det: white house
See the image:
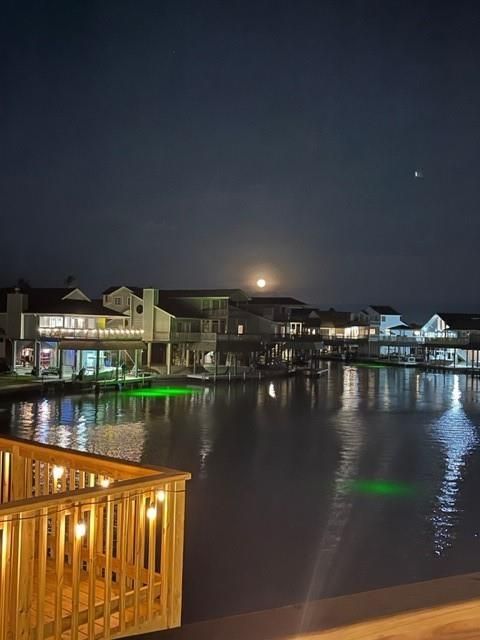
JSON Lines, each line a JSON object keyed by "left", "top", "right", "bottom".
{"left": 420, "top": 313, "right": 480, "bottom": 366}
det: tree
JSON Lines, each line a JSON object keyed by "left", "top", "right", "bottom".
{"left": 16, "top": 277, "right": 31, "bottom": 290}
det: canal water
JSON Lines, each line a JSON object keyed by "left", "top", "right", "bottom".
{"left": 1, "top": 363, "right": 480, "bottom": 623}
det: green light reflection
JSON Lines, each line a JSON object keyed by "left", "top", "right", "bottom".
{"left": 352, "top": 363, "right": 387, "bottom": 369}
{"left": 121, "top": 386, "right": 201, "bottom": 398}
{"left": 345, "top": 479, "right": 415, "bottom": 497}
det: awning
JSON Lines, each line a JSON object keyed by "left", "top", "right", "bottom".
{"left": 58, "top": 340, "right": 146, "bottom": 350}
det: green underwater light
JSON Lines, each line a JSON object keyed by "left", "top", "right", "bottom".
{"left": 345, "top": 480, "right": 415, "bottom": 497}
{"left": 122, "top": 386, "right": 200, "bottom": 398}
{"left": 352, "top": 363, "right": 387, "bottom": 369}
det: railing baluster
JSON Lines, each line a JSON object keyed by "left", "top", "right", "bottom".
{"left": 13, "top": 511, "right": 35, "bottom": 637}
{"left": 159, "top": 484, "right": 170, "bottom": 628}
{"left": 36, "top": 507, "right": 48, "bottom": 640}
{"left": 88, "top": 500, "right": 97, "bottom": 639}
{"left": 2, "top": 454, "right": 10, "bottom": 503}
{"left": 118, "top": 493, "right": 128, "bottom": 633}
{"left": 134, "top": 493, "right": 146, "bottom": 627}
{"left": 71, "top": 505, "right": 81, "bottom": 636}
{"left": 147, "top": 489, "right": 157, "bottom": 622}
{"left": 0, "top": 520, "right": 10, "bottom": 640}
{"left": 54, "top": 510, "right": 66, "bottom": 637}
{"left": 103, "top": 497, "right": 113, "bottom": 637}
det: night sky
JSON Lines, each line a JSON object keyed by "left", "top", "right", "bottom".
{"left": 2, "top": 0, "right": 480, "bottom": 318}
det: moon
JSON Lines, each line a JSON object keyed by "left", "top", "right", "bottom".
{"left": 256, "top": 278, "right": 266, "bottom": 289}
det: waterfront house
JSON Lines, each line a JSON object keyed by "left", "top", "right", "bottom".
{"left": 0, "top": 287, "right": 144, "bottom": 378}
{"left": 357, "top": 305, "right": 408, "bottom": 357}
{"left": 102, "top": 287, "right": 284, "bottom": 373}
{"left": 421, "top": 312, "right": 480, "bottom": 367}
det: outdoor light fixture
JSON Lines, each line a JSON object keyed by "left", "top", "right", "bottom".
{"left": 256, "top": 278, "right": 266, "bottom": 289}
{"left": 52, "top": 465, "right": 64, "bottom": 481}
{"left": 75, "top": 521, "right": 87, "bottom": 538}
{"left": 100, "top": 478, "right": 110, "bottom": 488}
{"left": 146, "top": 506, "right": 157, "bottom": 520}
{"left": 156, "top": 489, "right": 165, "bottom": 502}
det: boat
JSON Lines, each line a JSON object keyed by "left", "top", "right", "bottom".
{"left": 303, "top": 368, "right": 328, "bottom": 378}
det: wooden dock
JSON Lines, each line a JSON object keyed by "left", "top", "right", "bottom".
{"left": 0, "top": 436, "right": 190, "bottom": 639}
{"left": 141, "top": 572, "right": 480, "bottom": 640}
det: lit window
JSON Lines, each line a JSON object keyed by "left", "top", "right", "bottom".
{"left": 39, "top": 316, "right": 63, "bottom": 328}
{"left": 238, "top": 324, "right": 244, "bottom": 335}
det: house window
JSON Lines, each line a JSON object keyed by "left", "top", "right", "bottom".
{"left": 381, "top": 315, "right": 386, "bottom": 322}
{"left": 64, "top": 317, "right": 85, "bottom": 329}
{"left": 238, "top": 324, "right": 244, "bottom": 335}
{"left": 39, "top": 316, "right": 63, "bottom": 328}
{"left": 127, "top": 296, "right": 131, "bottom": 305}
{"left": 114, "top": 297, "right": 122, "bottom": 305}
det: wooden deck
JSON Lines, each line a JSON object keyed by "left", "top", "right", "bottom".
{"left": 30, "top": 558, "right": 161, "bottom": 639}
{"left": 141, "top": 572, "right": 480, "bottom": 640}
{"left": 0, "top": 436, "right": 190, "bottom": 640}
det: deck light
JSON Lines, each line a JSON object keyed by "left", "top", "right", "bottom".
{"left": 75, "top": 521, "right": 87, "bottom": 538}
{"left": 156, "top": 489, "right": 165, "bottom": 503}
{"left": 52, "top": 465, "right": 64, "bottom": 481}
{"left": 146, "top": 506, "right": 157, "bottom": 520}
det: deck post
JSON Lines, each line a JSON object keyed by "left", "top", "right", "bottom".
{"left": 166, "top": 343, "right": 172, "bottom": 376}
{"left": 166, "top": 480, "right": 187, "bottom": 629}
{"left": 10, "top": 446, "right": 26, "bottom": 501}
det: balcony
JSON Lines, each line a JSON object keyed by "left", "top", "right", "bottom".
{"left": 0, "top": 436, "right": 190, "bottom": 639}
{"left": 153, "top": 331, "right": 217, "bottom": 343}
{"left": 38, "top": 327, "right": 144, "bottom": 340}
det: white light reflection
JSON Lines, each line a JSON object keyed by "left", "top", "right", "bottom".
{"left": 430, "top": 375, "right": 479, "bottom": 556}
{"left": 299, "top": 366, "right": 364, "bottom": 632}
{"left": 268, "top": 383, "right": 276, "bottom": 399}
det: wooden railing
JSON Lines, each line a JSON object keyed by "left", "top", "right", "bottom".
{"left": 0, "top": 436, "right": 190, "bottom": 639}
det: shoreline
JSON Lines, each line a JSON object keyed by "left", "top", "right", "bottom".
{"left": 1, "top": 359, "right": 479, "bottom": 401}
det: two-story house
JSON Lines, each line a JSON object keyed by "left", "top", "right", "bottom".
{"left": 0, "top": 287, "right": 143, "bottom": 378}
{"left": 420, "top": 313, "right": 480, "bottom": 366}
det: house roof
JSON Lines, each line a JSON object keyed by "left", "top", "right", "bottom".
{"left": 289, "top": 308, "right": 319, "bottom": 321}
{"left": 0, "top": 288, "right": 124, "bottom": 316}
{"left": 28, "top": 298, "right": 125, "bottom": 316}
{"left": 160, "top": 289, "right": 249, "bottom": 301}
{"left": 369, "top": 305, "right": 400, "bottom": 315}
{"left": 438, "top": 313, "right": 480, "bottom": 331}
{"left": 102, "top": 285, "right": 143, "bottom": 297}
{"left": 303, "top": 310, "right": 352, "bottom": 326}
{"left": 155, "top": 294, "right": 205, "bottom": 319}
{"left": 248, "top": 296, "right": 306, "bottom": 306}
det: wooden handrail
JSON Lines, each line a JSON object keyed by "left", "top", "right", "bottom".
{"left": 0, "top": 435, "right": 181, "bottom": 478}
{"left": 0, "top": 469, "right": 190, "bottom": 516}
